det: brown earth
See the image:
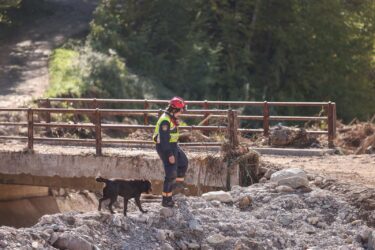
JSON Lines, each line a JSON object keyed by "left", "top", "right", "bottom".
{"left": 0, "top": 0, "right": 97, "bottom": 108}
{"left": 263, "top": 154, "right": 375, "bottom": 188}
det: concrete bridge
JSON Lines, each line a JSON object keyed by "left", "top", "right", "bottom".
{"left": 0, "top": 143, "right": 238, "bottom": 194}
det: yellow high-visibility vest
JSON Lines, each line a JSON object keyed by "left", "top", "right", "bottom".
{"left": 153, "top": 113, "right": 179, "bottom": 143}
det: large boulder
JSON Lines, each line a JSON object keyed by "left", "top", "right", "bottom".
{"left": 270, "top": 168, "right": 309, "bottom": 189}
{"left": 269, "top": 126, "right": 319, "bottom": 147}
{"left": 52, "top": 232, "right": 94, "bottom": 250}
{"left": 202, "top": 191, "right": 233, "bottom": 203}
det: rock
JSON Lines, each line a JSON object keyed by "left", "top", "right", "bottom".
{"left": 302, "top": 224, "right": 316, "bottom": 234}
{"left": 271, "top": 168, "right": 309, "bottom": 188}
{"left": 368, "top": 230, "right": 375, "bottom": 250}
{"left": 31, "top": 241, "right": 39, "bottom": 249}
{"left": 259, "top": 177, "right": 267, "bottom": 183}
{"left": 271, "top": 168, "right": 307, "bottom": 182}
{"left": 59, "top": 188, "right": 66, "bottom": 196}
{"left": 276, "top": 185, "right": 294, "bottom": 193}
{"left": 278, "top": 215, "right": 293, "bottom": 226}
{"left": 202, "top": 191, "right": 233, "bottom": 203}
{"left": 161, "top": 243, "right": 174, "bottom": 250}
{"left": 201, "top": 244, "right": 213, "bottom": 250}
{"left": 49, "top": 233, "right": 59, "bottom": 245}
{"left": 0, "top": 240, "right": 7, "bottom": 248}
{"left": 63, "top": 215, "right": 75, "bottom": 226}
{"left": 238, "top": 196, "right": 252, "bottom": 209}
{"left": 189, "top": 219, "right": 203, "bottom": 232}
{"left": 133, "top": 214, "right": 148, "bottom": 223}
{"left": 187, "top": 241, "right": 200, "bottom": 249}
{"left": 207, "top": 233, "right": 226, "bottom": 244}
{"left": 176, "top": 240, "right": 188, "bottom": 250}
{"left": 156, "top": 230, "right": 166, "bottom": 241}
{"left": 53, "top": 232, "right": 93, "bottom": 250}
{"left": 307, "top": 217, "right": 320, "bottom": 225}
{"left": 38, "top": 215, "right": 55, "bottom": 226}
{"left": 160, "top": 207, "right": 174, "bottom": 218}
{"left": 210, "top": 200, "right": 221, "bottom": 207}
{"left": 259, "top": 167, "right": 268, "bottom": 174}
{"left": 269, "top": 126, "right": 295, "bottom": 146}
{"left": 360, "top": 228, "right": 371, "bottom": 242}
{"left": 264, "top": 169, "right": 276, "bottom": 179}
{"left": 314, "top": 176, "right": 324, "bottom": 186}
{"left": 234, "top": 239, "right": 251, "bottom": 250}
{"left": 112, "top": 214, "right": 123, "bottom": 227}
{"left": 306, "top": 174, "right": 315, "bottom": 181}
{"left": 298, "top": 186, "right": 313, "bottom": 193}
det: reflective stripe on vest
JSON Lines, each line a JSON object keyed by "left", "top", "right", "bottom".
{"left": 153, "top": 113, "right": 179, "bottom": 143}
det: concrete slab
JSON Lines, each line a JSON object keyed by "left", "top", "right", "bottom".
{"left": 0, "top": 150, "right": 239, "bottom": 191}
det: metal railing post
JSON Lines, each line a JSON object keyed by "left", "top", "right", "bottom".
{"left": 46, "top": 98, "right": 51, "bottom": 124}
{"left": 263, "top": 101, "right": 270, "bottom": 136}
{"left": 95, "top": 108, "right": 102, "bottom": 156}
{"left": 203, "top": 100, "right": 209, "bottom": 126}
{"left": 328, "top": 101, "right": 335, "bottom": 148}
{"left": 27, "top": 108, "right": 34, "bottom": 151}
{"left": 203, "top": 100, "right": 209, "bottom": 135}
{"left": 227, "top": 109, "right": 239, "bottom": 148}
{"left": 144, "top": 99, "right": 149, "bottom": 125}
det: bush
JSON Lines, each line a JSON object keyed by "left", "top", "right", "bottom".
{"left": 46, "top": 43, "right": 155, "bottom": 102}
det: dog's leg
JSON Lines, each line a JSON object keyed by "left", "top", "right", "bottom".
{"left": 123, "top": 199, "right": 129, "bottom": 216}
{"left": 108, "top": 197, "right": 117, "bottom": 214}
{"left": 135, "top": 195, "right": 147, "bottom": 213}
{"left": 98, "top": 197, "right": 107, "bottom": 211}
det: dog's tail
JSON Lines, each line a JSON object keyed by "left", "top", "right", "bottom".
{"left": 96, "top": 176, "right": 109, "bottom": 183}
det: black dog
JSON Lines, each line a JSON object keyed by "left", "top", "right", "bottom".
{"left": 96, "top": 177, "right": 152, "bottom": 216}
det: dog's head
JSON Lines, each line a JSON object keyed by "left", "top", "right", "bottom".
{"left": 142, "top": 180, "right": 152, "bottom": 194}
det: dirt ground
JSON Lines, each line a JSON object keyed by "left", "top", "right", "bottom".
{"left": 0, "top": 0, "right": 97, "bottom": 108}
{"left": 263, "top": 154, "right": 375, "bottom": 188}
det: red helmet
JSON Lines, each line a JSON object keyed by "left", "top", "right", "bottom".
{"left": 169, "top": 96, "right": 186, "bottom": 109}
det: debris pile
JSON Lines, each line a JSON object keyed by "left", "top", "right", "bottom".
{"left": 335, "top": 122, "right": 375, "bottom": 154}
{"left": 1, "top": 168, "right": 374, "bottom": 250}
{"left": 126, "top": 129, "right": 152, "bottom": 141}
{"left": 268, "top": 125, "right": 320, "bottom": 148}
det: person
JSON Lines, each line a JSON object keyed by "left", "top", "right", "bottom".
{"left": 153, "top": 96, "right": 189, "bottom": 207}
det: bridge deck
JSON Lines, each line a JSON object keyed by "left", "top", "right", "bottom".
{"left": 0, "top": 140, "right": 238, "bottom": 192}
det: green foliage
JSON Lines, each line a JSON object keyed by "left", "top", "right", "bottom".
{"left": 79, "top": 46, "right": 145, "bottom": 99}
{"left": 87, "top": 0, "right": 374, "bottom": 121}
{"left": 0, "top": 0, "right": 21, "bottom": 23}
{"left": 46, "top": 43, "right": 151, "bottom": 102}
{"left": 47, "top": 48, "right": 83, "bottom": 97}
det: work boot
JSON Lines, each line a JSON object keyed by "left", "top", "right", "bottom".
{"left": 162, "top": 196, "right": 175, "bottom": 207}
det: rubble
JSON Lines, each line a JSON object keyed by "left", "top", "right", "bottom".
{"left": 269, "top": 126, "right": 320, "bottom": 148}
{"left": 0, "top": 168, "right": 374, "bottom": 250}
{"left": 335, "top": 122, "right": 375, "bottom": 154}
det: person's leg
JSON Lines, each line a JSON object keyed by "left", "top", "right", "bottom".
{"left": 157, "top": 145, "right": 177, "bottom": 207}
{"left": 174, "top": 146, "right": 188, "bottom": 194}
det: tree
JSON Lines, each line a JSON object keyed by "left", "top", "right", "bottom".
{"left": 89, "top": 0, "right": 375, "bottom": 121}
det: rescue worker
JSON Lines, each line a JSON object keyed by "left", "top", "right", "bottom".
{"left": 153, "top": 96, "right": 189, "bottom": 207}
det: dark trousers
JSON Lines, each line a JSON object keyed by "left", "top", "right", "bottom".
{"left": 156, "top": 144, "right": 188, "bottom": 194}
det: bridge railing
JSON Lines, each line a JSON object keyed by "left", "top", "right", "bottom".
{"left": 0, "top": 99, "right": 336, "bottom": 155}
{"left": 37, "top": 97, "right": 336, "bottom": 141}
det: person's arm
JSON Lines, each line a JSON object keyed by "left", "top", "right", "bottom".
{"left": 158, "top": 120, "right": 173, "bottom": 158}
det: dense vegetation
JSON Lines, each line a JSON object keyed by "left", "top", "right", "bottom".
{"left": 1, "top": 0, "right": 374, "bottom": 121}
{"left": 88, "top": 0, "right": 375, "bottom": 121}
{"left": 0, "top": 0, "right": 49, "bottom": 39}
